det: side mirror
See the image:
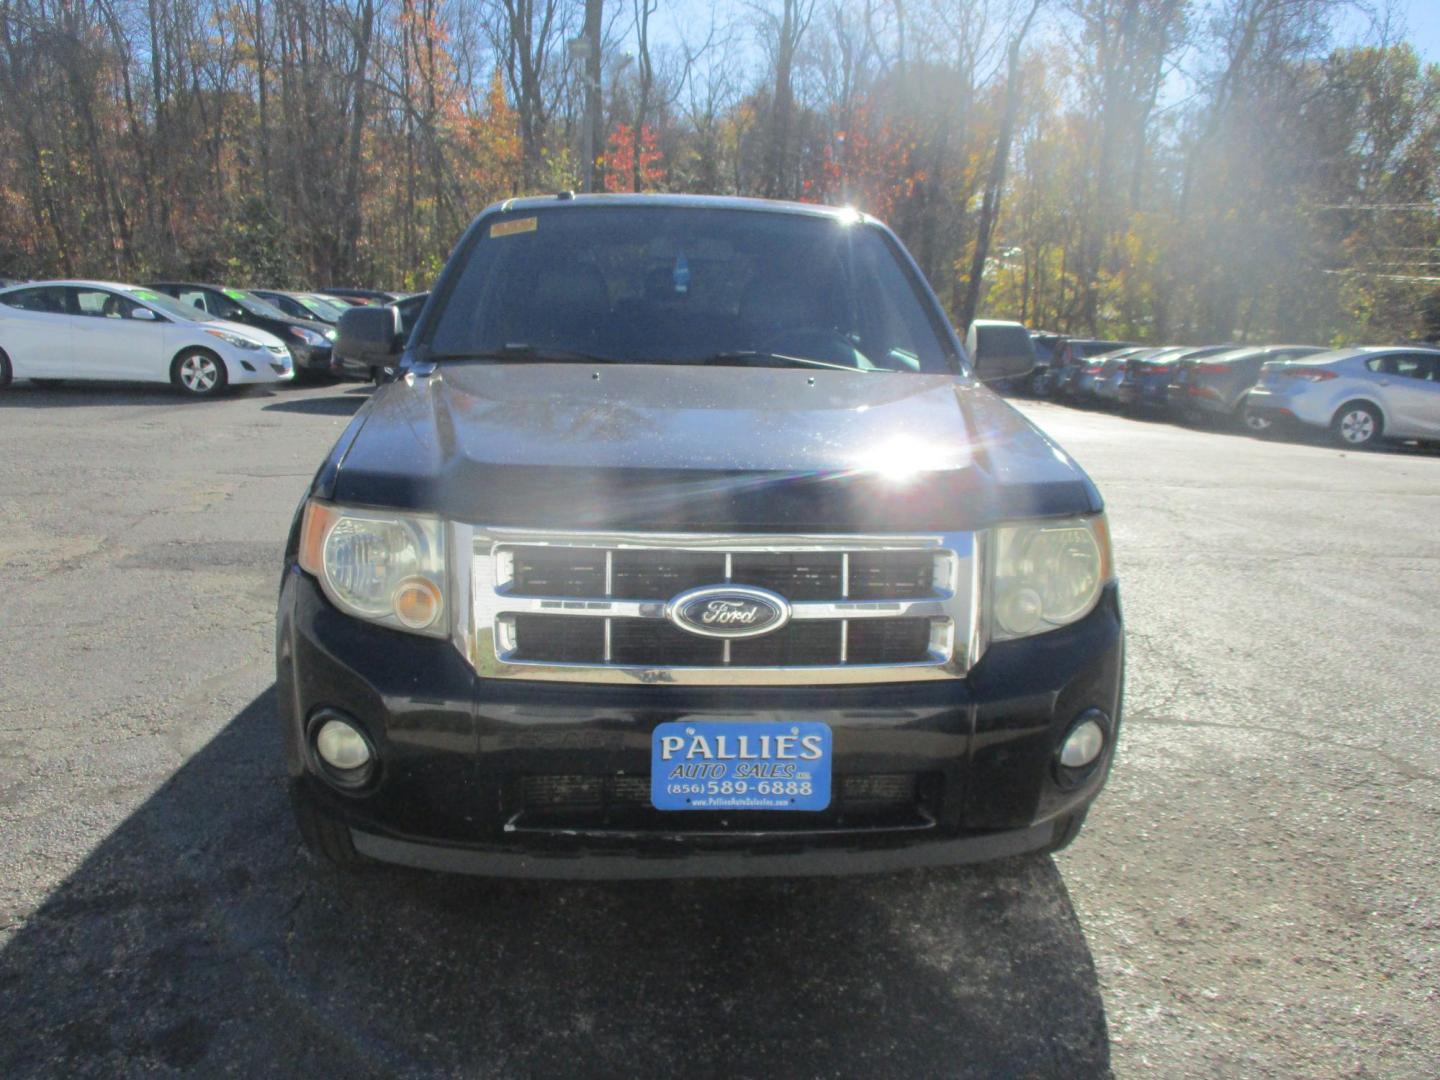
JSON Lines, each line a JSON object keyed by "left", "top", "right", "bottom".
{"left": 967, "top": 325, "right": 1037, "bottom": 382}
{"left": 337, "top": 305, "right": 402, "bottom": 363}
{"left": 131, "top": 307, "right": 158, "bottom": 322}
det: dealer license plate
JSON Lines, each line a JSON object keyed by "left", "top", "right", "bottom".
{"left": 650, "top": 720, "right": 832, "bottom": 811}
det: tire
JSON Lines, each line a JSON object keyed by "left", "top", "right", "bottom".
{"left": 1331, "top": 401, "right": 1382, "bottom": 449}
{"left": 291, "top": 784, "right": 366, "bottom": 869}
{"left": 171, "top": 348, "right": 228, "bottom": 398}
{"left": 1026, "top": 369, "right": 1049, "bottom": 397}
{"left": 0, "top": 349, "right": 11, "bottom": 389}
{"left": 1245, "top": 414, "right": 1274, "bottom": 435}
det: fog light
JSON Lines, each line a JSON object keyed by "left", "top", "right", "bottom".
{"left": 315, "top": 717, "right": 372, "bottom": 771}
{"left": 1060, "top": 718, "right": 1105, "bottom": 768}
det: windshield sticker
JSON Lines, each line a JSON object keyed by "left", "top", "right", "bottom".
{"left": 223, "top": 288, "right": 245, "bottom": 300}
{"left": 490, "top": 216, "right": 538, "bottom": 239}
{"left": 133, "top": 290, "right": 161, "bottom": 301}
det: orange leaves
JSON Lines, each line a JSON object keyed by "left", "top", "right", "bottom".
{"left": 603, "top": 124, "right": 664, "bottom": 193}
{"left": 806, "top": 99, "right": 925, "bottom": 221}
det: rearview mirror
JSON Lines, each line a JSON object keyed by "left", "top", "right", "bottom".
{"left": 966, "top": 321, "right": 1037, "bottom": 382}
{"left": 337, "top": 305, "right": 402, "bottom": 363}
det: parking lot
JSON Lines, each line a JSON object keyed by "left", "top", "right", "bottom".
{"left": 1, "top": 379, "right": 1438, "bottom": 1077}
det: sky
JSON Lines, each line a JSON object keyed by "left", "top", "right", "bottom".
{"left": 644, "top": 0, "right": 1440, "bottom": 69}
{"left": 1393, "top": 0, "right": 1440, "bottom": 63}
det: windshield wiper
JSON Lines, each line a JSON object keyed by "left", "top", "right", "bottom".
{"left": 427, "top": 345, "right": 624, "bottom": 364}
{"left": 695, "top": 351, "right": 879, "bottom": 373}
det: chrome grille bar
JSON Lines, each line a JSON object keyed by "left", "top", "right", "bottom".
{"left": 466, "top": 527, "right": 980, "bottom": 686}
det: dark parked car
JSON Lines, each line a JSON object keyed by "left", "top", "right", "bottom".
{"left": 1053, "top": 339, "right": 1135, "bottom": 399}
{"left": 1117, "top": 344, "right": 1237, "bottom": 410}
{"left": 1075, "top": 346, "right": 1152, "bottom": 403}
{"left": 1022, "top": 331, "right": 1063, "bottom": 396}
{"left": 329, "top": 292, "right": 429, "bottom": 382}
{"left": 1167, "top": 345, "right": 1326, "bottom": 426}
{"left": 323, "top": 287, "right": 401, "bottom": 306}
{"left": 251, "top": 289, "right": 350, "bottom": 325}
{"left": 280, "top": 194, "right": 1122, "bottom": 879}
{"left": 147, "top": 282, "right": 335, "bottom": 377}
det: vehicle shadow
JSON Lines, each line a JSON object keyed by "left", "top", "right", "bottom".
{"left": 262, "top": 394, "right": 368, "bottom": 417}
{"left": 0, "top": 382, "right": 297, "bottom": 408}
{"left": 0, "top": 688, "right": 1111, "bottom": 1078}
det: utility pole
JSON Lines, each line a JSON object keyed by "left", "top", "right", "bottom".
{"left": 571, "top": 0, "right": 605, "bottom": 193}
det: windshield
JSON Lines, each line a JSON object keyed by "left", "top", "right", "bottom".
{"left": 426, "top": 206, "right": 959, "bottom": 374}
{"left": 127, "top": 288, "right": 217, "bottom": 323}
{"left": 297, "top": 295, "right": 345, "bottom": 321}
{"left": 221, "top": 288, "right": 292, "bottom": 321}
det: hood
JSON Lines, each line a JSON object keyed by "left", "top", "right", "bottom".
{"left": 275, "top": 313, "right": 334, "bottom": 334}
{"left": 198, "top": 319, "right": 288, "bottom": 350}
{"left": 327, "top": 364, "right": 1100, "bottom": 532}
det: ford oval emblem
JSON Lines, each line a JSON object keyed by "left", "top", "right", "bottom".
{"left": 666, "top": 585, "right": 791, "bottom": 640}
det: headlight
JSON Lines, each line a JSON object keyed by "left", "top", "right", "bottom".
{"left": 205, "top": 328, "right": 262, "bottom": 350}
{"left": 298, "top": 501, "right": 447, "bottom": 637}
{"left": 990, "top": 514, "right": 1112, "bottom": 641}
{"left": 325, "top": 328, "right": 338, "bottom": 341}
{"left": 290, "top": 326, "right": 328, "bottom": 346}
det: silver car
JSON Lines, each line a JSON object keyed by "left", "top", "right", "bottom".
{"left": 1245, "top": 346, "right": 1440, "bottom": 448}
{"left": 1168, "top": 345, "right": 1325, "bottom": 426}
{"left": 1093, "top": 346, "right": 1173, "bottom": 405}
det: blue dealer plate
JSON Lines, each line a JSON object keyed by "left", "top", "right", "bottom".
{"left": 651, "top": 721, "right": 832, "bottom": 811}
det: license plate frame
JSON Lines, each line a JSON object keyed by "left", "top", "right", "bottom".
{"left": 650, "top": 720, "right": 832, "bottom": 811}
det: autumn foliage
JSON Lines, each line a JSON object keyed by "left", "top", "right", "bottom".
{"left": 0, "top": 0, "right": 1435, "bottom": 343}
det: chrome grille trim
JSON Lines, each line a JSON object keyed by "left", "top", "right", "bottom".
{"left": 467, "top": 527, "right": 980, "bottom": 685}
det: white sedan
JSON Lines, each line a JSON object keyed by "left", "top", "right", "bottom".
{"left": 0, "top": 280, "right": 294, "bottom": 397}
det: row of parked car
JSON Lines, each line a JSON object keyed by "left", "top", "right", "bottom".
{"left": 1010, "top": 328, "right": 1440, "bottom": 449}
{"left": 0, "top": 279, "right": 426, "bottom": 397}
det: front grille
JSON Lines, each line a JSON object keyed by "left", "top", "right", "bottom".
{"left": 512, "top": 614, "right": 605, "bottom": 663}
{"left": 846, "top": 618, "right": 933, "bottom": 664}
{"left": 729, "top": 552, "right": 843, "bottom": 599}
{"left": 610, "top": 619, "right": 723, "bottom": 666}
{"left": 512, "top": 771, "right": 940, "bottom": 832}
{"left": 511, "top": 619, "right": 931, "bottom": 667}
{"left": 475, "top": 529, "right": 976, "bottom": 684}
{"left": 611, "top": 550, "right": 724, "bottom": 599}
{"left": 512, "top": 547, "right": 606, "bottom": 597}
{"left": 848, "top": 551, "right": 934, "bottom": 598}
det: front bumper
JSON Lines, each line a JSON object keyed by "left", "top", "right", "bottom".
{"left": 228, "top": 350, "right": 294, "bottom": 384}
{"left": 329, "top": 351, "right": 379, "bottom": 382}
{"left": 276, "top": 570, "right": 1124, "bottom": 878}
{"left": 290, "top": 343, "right": 334, "bottom": 373}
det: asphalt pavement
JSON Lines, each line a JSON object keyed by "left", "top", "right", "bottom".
{"left": 0, "top": 380, "right": 1436, "bottom": 1077}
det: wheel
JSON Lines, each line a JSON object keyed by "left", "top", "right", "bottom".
{"left": 1331, "top": 401, "right": 1382, "bottom": 448}
{"left": 291, "top": 783, "right": 366, "bottom": 869}
{"left": 171, "top": 349, "right": 228, "bottom": 397}
{"left": 31, "top": 378, "right": 65, "bottom": 388}
{"left": 1027, "top": 369, "right": 1050, "bottom": 397}
{"left": 0, "top": 349, "right": 11, "bottom": 388}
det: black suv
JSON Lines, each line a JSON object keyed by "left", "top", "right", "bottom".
{"left": 147, "top": 282, "right": 335, "bottom": 376}
{"left": 277, "top": 195, "right": 1123, "bottom": 879}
